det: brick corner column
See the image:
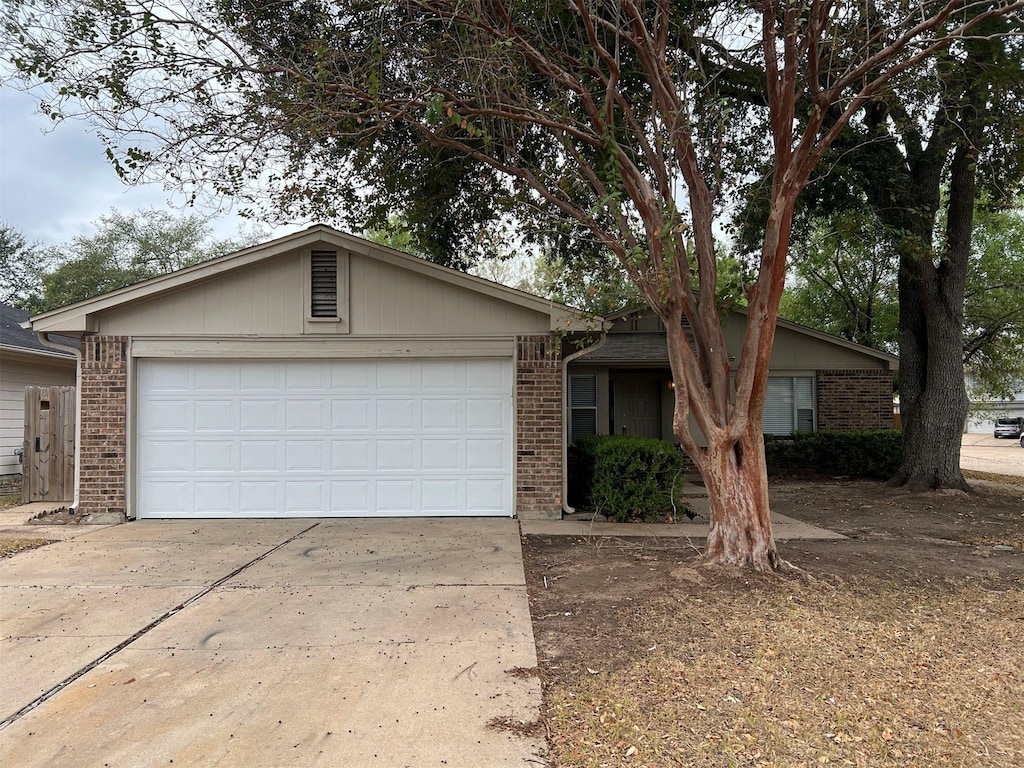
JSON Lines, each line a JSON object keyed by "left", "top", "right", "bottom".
{"left": 515, "top": 335, "right": 563, "bottom": 520}
{"left": 78, "top": 335, "right": 129, "bottom": 523}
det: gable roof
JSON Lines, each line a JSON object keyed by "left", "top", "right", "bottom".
{"left": 25, "top": 226, "right": 593, "bottom": 334}
{"left": 1, "top": 302, "right": 78, "bottom": 358}
{"left": 580, "top": 305, "right": 898, "bottom": 370}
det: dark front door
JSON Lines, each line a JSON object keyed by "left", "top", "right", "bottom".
{"left": 616, "top": 377, "right": 661, "bottom": 439}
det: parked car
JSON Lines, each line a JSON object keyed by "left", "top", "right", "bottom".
{"left": 994, "top": 416, "right": 1024, "bottom": 438}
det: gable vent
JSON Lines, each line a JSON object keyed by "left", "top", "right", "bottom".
{"left": 310, "top": 250, "right": 338, "bottom": 317}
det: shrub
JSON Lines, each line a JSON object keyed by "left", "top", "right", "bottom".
{"left": 764, "top": 430, "right": 902, "bottom": 479}
{"left": 571, "top": 435, "right": 684, "bottom": 522}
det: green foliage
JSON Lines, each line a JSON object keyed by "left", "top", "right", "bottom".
{"left": 27, "top": 209, "right": 265, "bottom": 312}
{"left": 0, "top": 224, "right": 48, "bottom": 308}
{"left": 963, "top": 205, "right": 1024, "bottom": 399}
{"left": 571, "top": 435, "right": 684, "bottom": 522}
{"left": 763, "top": 431, "right": 902, "bottom": 480}
{"left": 780, "top": 208, "right": 899, "bottom": 353}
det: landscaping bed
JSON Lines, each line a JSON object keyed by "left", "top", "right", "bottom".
{"left": 524, "top": 479, "right": 1024, "bottom": 767}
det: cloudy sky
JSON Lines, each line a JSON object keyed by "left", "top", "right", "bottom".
{"left": 1, "top": 88, "right": 301, "bottom": 247}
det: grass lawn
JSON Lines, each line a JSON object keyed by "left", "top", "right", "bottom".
{"left": 525, "top": 479, "right": 1024, "bottom": 767}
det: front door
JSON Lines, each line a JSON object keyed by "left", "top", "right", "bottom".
{"left": 617, "top": 377, "right": 661, "bottom": 439}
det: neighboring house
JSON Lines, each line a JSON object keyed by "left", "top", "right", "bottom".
{"left": 965, "top": 389, "right": 1024, "bottom": 434}
{"left": 567, "top": 308, "right": 898, "bottom": 445}
{"left": 24, "top": 226, "right": 897, "bottom": 522}
{"left": 0, "top": 303, "right": 78, "bottom": 478}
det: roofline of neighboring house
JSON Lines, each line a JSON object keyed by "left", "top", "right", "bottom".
{"left": 25, "top": 225, "right": 597, "bottom": 334}
{"left": 0, "top": 343, "right": 77, "bottom": 362}
{"left": 603, "top": 303, "right": 899, "bottom": 370}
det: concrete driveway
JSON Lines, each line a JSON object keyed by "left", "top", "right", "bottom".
{"left": 961, "top": 433, "right": 1024, "bottom": 478}
{"left": 0, "top": 519, "right": 543, "bottom": 767}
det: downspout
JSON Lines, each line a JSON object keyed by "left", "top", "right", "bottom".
{"left": 37, "top": 332, "right": 83, "bottom": 513}
{"left": 561, "top": 333, "right": 607, "bottom": 516}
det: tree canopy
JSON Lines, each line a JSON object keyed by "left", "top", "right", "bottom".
{"left": 4, "top": 210, "right": 264, "bottom": 313}
{"left": 5, "top": 0, "right": 1023, "bottom": 568}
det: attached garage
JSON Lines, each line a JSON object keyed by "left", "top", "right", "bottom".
{"left": 25, "top": 226, "right": 586, "bottom": 523}
{"left": 136, "top": 358, "right": 513, "bottom": 518}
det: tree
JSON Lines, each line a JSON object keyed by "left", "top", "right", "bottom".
{"left": 29, "top": 209, "right": 265, "bottom": 311}
{"left": 0, "top": 224, "right": 47, "bottom": 308}
{"left": 780, "top": 209, "right": 899, "bottom": 352}
{"left": 820, "top": 18, "right": 1024, "bottom": 490}
{"left": 963, "top": 204, "right": 1024, "bottom": 398}
{"left": 781, "top": 202, "right": 1024, "bottom": 398}
{"left": 5, "top": 1, "right": 1023, "bottom": 569}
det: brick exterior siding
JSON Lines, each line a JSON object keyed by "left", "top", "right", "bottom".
{"left": 817, "top": 369, "right": 895, "bottom": 431}
{"left": 516, "top": 335, "right": 563, "bottom": 519}
{"left": 78, "top": 336, "right": 129, "bottom": 520}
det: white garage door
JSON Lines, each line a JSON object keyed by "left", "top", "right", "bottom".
{"left": 136, "top": 359, "right": 513, "bottom": 518}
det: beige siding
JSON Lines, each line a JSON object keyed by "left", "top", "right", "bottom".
{"left": 95, "top": 253, "right": 303, "bottom": 336}
{"left": 0, "top": 352, "right": 76, "bottom": 476}
{"left": 724, "top": 317, "right": 890, "bottom": 371}
{"left": 349, "top": 256, "right": 548, "bottom": 335}
{"left": 93, "top": 248, "right": 550, "bottom": 338}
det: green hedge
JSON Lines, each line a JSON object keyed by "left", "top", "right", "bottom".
{"left": 763, "top": 430, "right": 902, "bottom": 479}
{"left": 569, "top": 435, "right": 684, "bottom": 522}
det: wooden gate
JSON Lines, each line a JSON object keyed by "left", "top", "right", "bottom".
{"left": 22, "top": 386, "right": 76, "bottom": 503}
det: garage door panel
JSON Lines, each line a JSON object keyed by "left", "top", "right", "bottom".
{"left": 421, "top": 480, "right": 460, "bottom": 513}
{"left": 331, "top": 399, "right": 371, "bottom": 430}
{"left": 376, "top": 399, "right": 416, "bottom": 429}
{"left": 240, "top": 440, "right": 278, "bottom": 472}
{"left": 194, "top": 365, "right": 234, "bottom": 392}
{"left": 285, "top": 440, "right": 326, "bottom": 472}
{"left": 421, "top": 399, "right": 461, "bottom": 430}
{"left": 140, "top": 441, "right": 190, "bottom": 473}
{"left": 238, "top": 363, "right": 279, "bottom": 390}
{"left": 195, "top": 481, "right": 234, "bottom": 514}
{"left": 376, "top": 361, "right": 416, "bottom": 390}
{"left": 330, "top": 480, "right": 372, "bottom": 513}
{"left": 195, "top": 440, "right": 234, "bottom": 472}
{"left": 240, "top": 481, "right": 280, "bottom": 514}
{"left": 331, "top": 439, "right": 372, "bottom": 471}
{"left": 467, "top": 480, "right": 507, "bottom": 513}
{"left": 137, "top": 359, "right": 512, "bottom": 518}
{"left": 141, "top": 400, "right": 189, "bottom": 433}
{"left": 466, "top": 399, "right": 506, "bottom": 430}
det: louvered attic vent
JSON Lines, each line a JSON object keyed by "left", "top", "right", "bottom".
{"left": 310, "top": 250, "right": 338, "bottom": 317}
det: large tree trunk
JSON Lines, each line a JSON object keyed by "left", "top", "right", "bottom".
{"left": 891, "top": 260, "right": 971, "bottom": 490}
{"left": 700, "top": 428, "right": 779, "bottom": 570}
{"left": 887, "top": 73, "right": 983, "bottom": 491}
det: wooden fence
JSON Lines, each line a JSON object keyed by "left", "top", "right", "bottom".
{"left": 22, "top": 386, "right": 76, "bottom": 503}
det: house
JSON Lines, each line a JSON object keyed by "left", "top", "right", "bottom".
{"left": 25, "top": 226, "right": 589, "bottom": 521}
{"left": 0, "top": 303, "right": 78, "bottom": 478}
{"left": 964, "top": 388, "right": 1024, "bottom": 434}
{"left": 24, "top": 226, "right": 897, "bottom": 522}
{"left": 566, "top": 307, "right": 898, "bottom": 445}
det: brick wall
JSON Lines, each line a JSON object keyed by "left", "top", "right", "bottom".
{"left": 78, "top": 336, "right": 129, "bottom": 521}
{"left": 516, "top": 335, "right": 563, "bottom": 519}
{"left": 817, "top": 369, "right": 895, "bottom": 431}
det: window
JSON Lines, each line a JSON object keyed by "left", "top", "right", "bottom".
{"left": 569, "top": 374, "right": 598, "bottom": 443}
{"left": 310, "top": 249, "right": 338, "bottom": 318}
{"left": 763, "top": 376, "right": 815, "bottom": 436}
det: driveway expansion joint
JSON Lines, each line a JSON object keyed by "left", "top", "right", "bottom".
{"left": 0, "top": 522, "right": 321, "bottom": 731}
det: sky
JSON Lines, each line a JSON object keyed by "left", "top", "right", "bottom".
{"left": 0, "top": 88, "right": 300, "bottom": 247}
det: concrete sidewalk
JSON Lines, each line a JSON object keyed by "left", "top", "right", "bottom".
{"left": 0, "top": 519, "right": 542, "bottom": 767}
{"left": 521, "top": 511, "right": 845, "bottom": 540}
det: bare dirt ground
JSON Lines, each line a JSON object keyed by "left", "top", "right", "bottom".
{"left": 524, "top": 479, "right": 1024, "bottom": 767}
